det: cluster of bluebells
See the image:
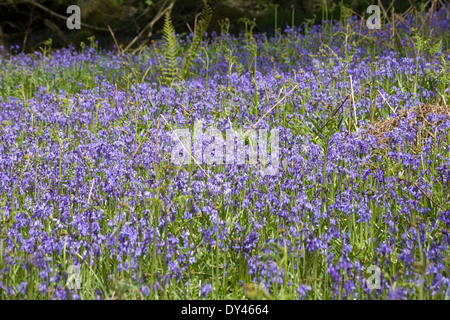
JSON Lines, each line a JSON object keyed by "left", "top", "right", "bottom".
{"left": 0, "top": 6, "right": 449, "bottom": 299}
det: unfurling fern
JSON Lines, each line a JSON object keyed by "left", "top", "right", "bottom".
{"left": 160, "top": 0, "right": 212, "bottom": 85}
{"left": 162, "top": 11, "right": 177, "bottom": 85}
{"left": 180, "top": 0, "right": 212, "bottom": 80}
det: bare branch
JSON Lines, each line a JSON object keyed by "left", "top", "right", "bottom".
{"left": 44, "top": 18, "right": 69, "bottom": 44}
{"left": 24, "top": 0, "right": 110, "bottom": 31}
{"left": 124, "top": 0, "right": 176, "bottom": 52}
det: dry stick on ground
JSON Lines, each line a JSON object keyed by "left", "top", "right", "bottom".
{"left": 124, "top": 0, "right": 176, "bottom": 52}
{"left": 244, "top": 83, "right": 299, "bottom": 135}
{"left": 420, "top": 116, "right": 438, "bottom": 140}
{"left": 413, "top": 182, "right": 445, "bottom": 211}
{"left": 108, "top": 25, "right": 122, "bottom": 55}
{"left": 440, "top": 94, "right": 448, "bottom": 108}
{"left": 395, "top": 6, "right": 413, "bottom": 25}
{"left": 355, "top": 4, "right": 409, "bottom": 47}
{"left": 391, "top": 6, "right": 395, "bottom": 42}
{"left": 439, "top": 95, "right": 450, "bottom": 119}
{"left": 357, "top": 17, "right": 364, "bottom": 43}
{"left": 377, "top": 0, "right": 394, "bottom": 27}
{"left": 87, "top": 179, "right": 95, "bottom": 204}
{"left": 140, "top": 66, "right": 152, "bottom": 83}
{"left": 385, "top": 0, "right": 396, "bottom": 17}
{"left": 421, "top": 0, "right": 436, "bottom": 37}
{"left": 132, "top": 122, "right": 153, "bottom": 159}
{"left": 355, "top": 2, "right": 401, "bottom": 49}
{"left": 193, "top": 12, "right": 202, "bottom": 31}
{"left": 154, "top": 115, "right": 161, "bottom": 174}
{"left": 186, "top": 22, "right": 194, "bottom": 35}
{"left": 345, "top": 7, "right": 364, "bottom": 19}
{"left": 177, "top": 102, "right": 192, "bottom": 116}
{"left": 355, "top": 30, "right": 374, "bottom": 47}
{"left": 358, "top": 82, "right": 371, "bottom": 101}
{"left": 133, "top": 44, "right": 152, "bottom": 56}
{"left": 378, "top": 0, "right": 405, "bottom": 49}
{"left": 377, "top": 89, "right": 398, "bottom": 115}
{"left": 438, "top": 0, "right": 450, "bottom": 18}
{"left": 22, "top": 5, "right": 35, "bottom": 51}
{"left": 319, "top": 95, "right": 349, "bottom": 132}
{"left": 407, "top": 0, "right": 417, "bottom": 11}
{"left": 160, "top": 114, "right": 210, "bottom": 178}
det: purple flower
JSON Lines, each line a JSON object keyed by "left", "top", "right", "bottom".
{"left": 17, "top": 282, "right": 28, "bottom": 295}
{"left": 296, "top": 284, "right": 312, "bottom": 299}
{"left": 200, "top": 282, "right": 212, "bottom": 298}
{"left": 71, "top": 293, "right": 81, "bottom": 300}
{"left": 141, "top": 285, "right": 150, "bottom": 297}
{"left": 38, "top": 283, "right": 47, "bottom": 295}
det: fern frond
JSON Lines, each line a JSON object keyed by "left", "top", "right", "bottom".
{"left": 162, "top": 11, "right": 177, "bottom": 85}
{"left": 430, "top": 39, "right": 442, "bottom": 56}
{"left": 180, "top": 0, "right": 212, "bottom": 80}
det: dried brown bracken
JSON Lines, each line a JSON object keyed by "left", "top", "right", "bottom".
{"left": 363, "top": 104, "right": 450, "bottom": 147}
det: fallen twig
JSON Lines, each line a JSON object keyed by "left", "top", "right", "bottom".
{"left": 377, "top": 89, "right": 398, "bottom": 115}
{"left": 107, "top": 25, "right": 122, "bottom": 55}
{"left": 132, "top": 122, "right": 153, "bottom": 159}
{"left": 160, "top": 114, "right": 209, "bottom": 177}
{"left": 413, "top": 182, "right": 444, "bottom": 211}
{"left": 440, "top": 94, "right": 448, "bottom": 108}
{"left": 87, "top": 179, "right": 95, "bottom": 204}
{"left": 245, "top": 83, "right": 299, "bottom": 135}
{"left": 319, "top": 95, "right": 349, "bottom": 132}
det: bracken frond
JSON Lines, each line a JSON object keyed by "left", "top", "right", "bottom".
{"left": 180, "top": 0, "right": 212, "bottom": 80}
{"left": 162, "top": 11, "right": 177, "bottom": 85}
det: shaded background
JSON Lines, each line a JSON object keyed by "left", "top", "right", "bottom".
{"left": 0, "top": 0, "right": 437, "bottom": 53}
